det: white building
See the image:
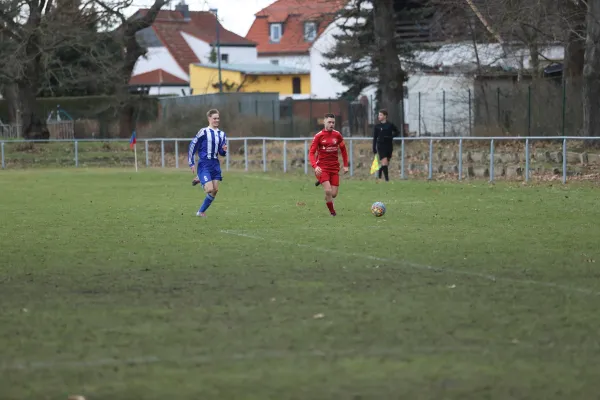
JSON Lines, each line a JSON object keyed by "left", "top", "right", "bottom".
{"left": 129, "top": 2, "right": 258, "bottom": 96}
{"left": 403, "top": 42, "right": 564, "bottom": 136}
{"left": 245, "top": 0, "right": 358, "bottom": 99}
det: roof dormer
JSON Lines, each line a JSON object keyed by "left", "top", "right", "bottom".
{"left": 270, "top": 22, "right": 282, "bottom": 43}
{"left": 304, "top": 21, "right": 317, "bottom": 42}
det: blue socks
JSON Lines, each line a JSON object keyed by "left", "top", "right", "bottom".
{"left": 199, "top": 194, "right": 215, "bottom": 213}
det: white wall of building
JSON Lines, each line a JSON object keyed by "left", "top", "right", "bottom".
{"left": 132, "top": 46, "right": 189, "bottom": 81}
{"left": 181, "top": 32, "right": 259, "bottom": 65}
{"left": 258, "top": 55, "right": 310, "bottom": 70}
{"left": 222, "top": 46, "right": 258, "bottom": 63}
{"left": 181, "top": 32, "right": 212, "bottom": 64}
{"left": 148, "top": 86, "right": 191, "bottom": 96}
{"left": 309, "top": 21, "right": 349, "bottom": 99}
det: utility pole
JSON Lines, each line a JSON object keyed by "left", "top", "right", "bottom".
{"left": 209, "top": 8, "right": 223, "bottom": 93}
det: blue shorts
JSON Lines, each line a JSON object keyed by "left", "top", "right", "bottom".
{"left": 197, "top": 160, "right": 222, "bottom": 185}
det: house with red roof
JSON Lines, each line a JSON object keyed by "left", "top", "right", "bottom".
{"left": 245, "top": 0, "right": 349, "bottom": 99}
{"left": 128, "top": 1, "right": 257, "bottom": 96}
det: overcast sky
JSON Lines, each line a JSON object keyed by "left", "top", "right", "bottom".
{"left": 127, "top": 0, "right": 276, "bottom": 37}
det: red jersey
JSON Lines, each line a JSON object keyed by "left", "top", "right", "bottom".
{"left": 309, "top": 129, "right": 349, "bottom": 173}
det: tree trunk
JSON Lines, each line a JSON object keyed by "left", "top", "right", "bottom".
{"left": 118, "top": 86, "right": 135, "bottom": 139}
{"left": 114, "top": 0, "right": 169, "bottom": 137}
{"left": 563, "top": 1, "right": 586, "bottom": 86}
{"left": 1, "top": 83, "right": 19, "bottom": 125}
{"left": 15, "top": 7, "right": 49, "bottom": 140}
{"left": 528, "top": 42, "right": 540, "bottom": 77}
{"left": 116, "top": 34, "right": 142, "bottom": 138}
{"left": 373, "top": 0, "right": 405, "bottom": 132}
{"left": 583, "top": 0, "right": 600, "bottom": 143}
{"left": 19, "top": 58, "right": 49, "bottom": 140}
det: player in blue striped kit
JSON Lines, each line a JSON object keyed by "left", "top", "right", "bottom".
{"left": 188, "top": 109, "right": 228, "bottom": 217}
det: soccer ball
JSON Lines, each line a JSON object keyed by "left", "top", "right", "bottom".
{"left": 371, "top": 201, "right": 386, "bottom": 217}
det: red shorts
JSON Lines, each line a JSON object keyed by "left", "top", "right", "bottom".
{"left": 316, "top": 169, "right": 340, "bottom": 186}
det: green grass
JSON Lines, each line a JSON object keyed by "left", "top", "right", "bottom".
{"left": 1, "top": 169, "right": 600, "bottom": 399}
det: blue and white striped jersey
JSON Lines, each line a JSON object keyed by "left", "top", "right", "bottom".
{"left": 188, "top": 127, "right": 228, "bottom": 167}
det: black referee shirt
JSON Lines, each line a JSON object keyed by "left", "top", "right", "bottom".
{"left": 373, "top": 121, "right": 401, "bottom": 153}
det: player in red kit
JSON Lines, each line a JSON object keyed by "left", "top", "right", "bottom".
{"left": 309, "top": 113, "right": 349, "bottom": 216}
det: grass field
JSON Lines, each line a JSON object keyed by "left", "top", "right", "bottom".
{"left": 1, "top": 168, "right": 600, "bottom": 399}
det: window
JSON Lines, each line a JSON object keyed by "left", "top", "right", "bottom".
{"left": 270, "top": 23, "right": 282, "bottom": 42}
{"left": 270, "top": 59, "right": 279, "bottom": 65}
{"left": 292, "top": 77, "right": 301, "bottom": 94}
{"left": 304, "top": 22, "right": 317, "bottom": 42}
{"left": 221, "top": 53, "right": 229, "bottom": 63}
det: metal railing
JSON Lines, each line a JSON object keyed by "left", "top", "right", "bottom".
{"left": 2, "top": 136, "right": 600, "bottom": 184}
{"left": 0, "top": 123, "right": 21, "bottom": 139}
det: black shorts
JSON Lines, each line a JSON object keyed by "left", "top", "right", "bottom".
{"left": 377, "top": 144, "right": 393, "bottom": 160}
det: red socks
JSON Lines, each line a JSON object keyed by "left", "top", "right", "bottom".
{"left": 326, "top": 201, "right": 335, "bottom": 214}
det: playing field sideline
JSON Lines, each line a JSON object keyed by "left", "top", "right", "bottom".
{"left": 1, "top": 169, "right": 600, "bottom": 399}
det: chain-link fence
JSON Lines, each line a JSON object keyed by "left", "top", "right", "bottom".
{"left": 405, "top": 78, "right": 584, "bottom": 137}
{"left": 0, "top": 79, "right": 590, "bottom": 140}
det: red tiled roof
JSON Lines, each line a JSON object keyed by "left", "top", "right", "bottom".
{"left": 134, "top": 9, "right": 256, "bottom": 76}
{"left": 246, "top": 0, "right": 346, "bottom": 55}
{"left": 138, "top": 9, "right": 256, "bottom": 46}
{"left": 188, "top": 12, "right": 256, "bottom": 46}
{"left": 129, "top": 69, "right": 188, "bottom": 86}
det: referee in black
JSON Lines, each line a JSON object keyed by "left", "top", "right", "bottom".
{"left": 373, "top": 109, "right": 402, "bottom": 182}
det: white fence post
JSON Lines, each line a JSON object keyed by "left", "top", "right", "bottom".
{"left": 262, "top": 139, "right": 267, "bottom": 172}
{"left": 525, "top": 138, "right": 530, "bottom": 182}
{"left": 562, "top": 138, "right": 567, "bottom": 184}
{"left": 489, "top": 139, "right": 495, "bottom": 182}
{"left": 145, "top": 140, "right": 149, "bottom": 167}
{"left": 349, "top": 139, "right": 354, "bottom": 177}
{"left": 458, "top": 138, "right": 463, "bottom": 180}
{"left": 400, "top": 138, "right": 405, "bottom": 179}
{"left": 226, "top": 138, "right": 230, "bottom": 171}
{"left": 244, "top": 138, "right": 248, "bottom": 171}
{"left": 428, "top": 139, "right": 433, "bottom": 180}
{"left": 304, "top": 140, "right": 308, "bottom": 174}
{"left": 283, "top": 139, "right": 287, "bottom": 173}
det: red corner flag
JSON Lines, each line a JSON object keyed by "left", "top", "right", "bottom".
{"left": 129, "top": 130, "right": 137, "bottom": 149}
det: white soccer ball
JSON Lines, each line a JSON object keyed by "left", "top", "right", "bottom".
{"left": 371, "top": 202, "right": 386, "bottom": 217}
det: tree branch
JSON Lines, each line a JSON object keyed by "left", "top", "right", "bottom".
{"left": 0, "top": 1, "right": 24, "bottom": 40}
{"left": 125, "top": 0, "right": 168, "bottom": 34}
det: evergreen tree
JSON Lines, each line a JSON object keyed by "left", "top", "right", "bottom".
{"left": 321, "top": 1, "right": 376, "bottom": 100}
{"left": 322, "top": 0, "right": 430, "bottom": 124}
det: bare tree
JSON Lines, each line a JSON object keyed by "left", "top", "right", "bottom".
{"left": 0, "top": 1, "right": 21, "bottom": 127}
{"left": 93, "top": 0, "right": 168, "bottom": 137}
{"left": 0, "top": 0, "right": 120, "bottom": 138}
{"left": 0, "top": 0, "right": 167, "bottom": 139}
{"left": 0, "top": 0, "right": 58, "bottom": 138}
{"left": 583, "top": 0, "right": 600, "bottom": 138}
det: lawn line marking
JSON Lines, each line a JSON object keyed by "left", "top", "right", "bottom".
{"left": 220, "top": 230, "right": 600, "bottom": 296}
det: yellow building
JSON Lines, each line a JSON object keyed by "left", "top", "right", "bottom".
{"left": 189, "top": 63, "right": 311, "bottom": 96}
